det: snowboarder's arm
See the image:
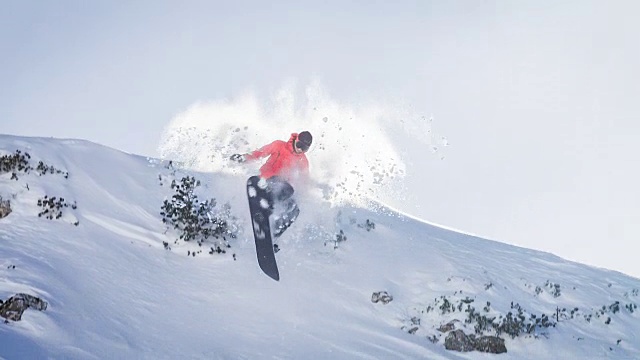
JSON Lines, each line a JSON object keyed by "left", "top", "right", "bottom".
{"left": 244, "top": 141, "right": 282, "bottom": 162}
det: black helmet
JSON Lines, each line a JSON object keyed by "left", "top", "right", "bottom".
{"left": 296, "top": 131, "right": 313, "bottom": 151}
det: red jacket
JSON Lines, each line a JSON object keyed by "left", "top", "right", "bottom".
{"left": 245, "top": 133, "right": 309, "bottom": 181}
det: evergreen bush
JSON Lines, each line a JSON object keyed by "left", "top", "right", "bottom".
{"left": 0, "top": 150, "right": 32, "bottom": 180}
{"left": 161, "top": 176, "right": 237, "bottom": 249}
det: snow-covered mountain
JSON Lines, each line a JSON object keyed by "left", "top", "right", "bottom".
{"left": 1, "top": 134, "right": 639, "bottom": 359}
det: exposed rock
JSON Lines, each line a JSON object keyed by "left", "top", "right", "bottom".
{"left": 371, "top": 291, "right": 393, "bottom": 304}
{"left": 427, "top": 334, "right": 439, "bottom": 344}
{"left": 438, "top": 320, "right": 460, "bottom": 333}
{"left": 0, "top": 293, "right": 48, "bottom": 322}
{"left": 444, "top": 330, "right": 507, "bottom": 354}
{"left": 0, "top": 198, "right": 11, "bottom": 219}
{"left": 475, "top": 335, "right": 507, "bottom": 354}
{"left": 444, "top": 330, "right": 476, "bottom": 352}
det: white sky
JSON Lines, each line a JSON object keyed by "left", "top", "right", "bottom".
{"left": 2, "top": 1, "right": 639, "bottom": 277}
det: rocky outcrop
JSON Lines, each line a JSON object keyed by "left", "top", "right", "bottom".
{"left": 444, "top": 330, "right": 507, "bottom": 354}
{"left": 438, "top": 320, "right": 460, "bottom": 333}
{"left": 444, "top": 330, "right": 476, "bottom": 352}
{"left": 475, "top": 335, "right": 507, "bottom": 354}
{"left": 371, "top": 291, "right": 393, "bottom": 304}
{"left": 0, "top": 293, "right": 48, "bottom": 322}
{"left": 0, "top": 198, "right": 11, "bottom": 219}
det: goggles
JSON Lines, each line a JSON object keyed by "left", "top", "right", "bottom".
{"left": 295, "top": 139, "right": 310, "bottom": 152}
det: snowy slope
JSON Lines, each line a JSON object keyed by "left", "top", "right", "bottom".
{"left": 1, "top": 134, "right": 639, "bottom": 359}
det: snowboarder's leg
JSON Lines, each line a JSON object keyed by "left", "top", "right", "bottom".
{"left": 265, "top": 176, "right": 299, "bottom": 240}
{"left": 266, "top": 176, "right": 294, "bottom": 202}
{"left": 272, "top": 198, "right": 300, "bottom": 238}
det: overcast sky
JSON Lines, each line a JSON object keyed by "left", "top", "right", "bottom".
{"left": 2, "top": 1, "right": 639, "bottom": 277}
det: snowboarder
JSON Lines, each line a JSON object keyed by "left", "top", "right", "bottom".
{"left": 230, "top": 131, "right": 313, "bottom": 240}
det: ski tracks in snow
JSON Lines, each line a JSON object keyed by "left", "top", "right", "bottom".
{"left": 83, "top": 213, "right": 164, "bottom": 249}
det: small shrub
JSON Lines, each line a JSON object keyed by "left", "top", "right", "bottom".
{"left": 483, "top": 301, "right": 491, "bottom": 313}
{"left": 609, "top": 301, "right": 620, "bottom": 314}
{"left": 535, "top": 286, "right": 543, "bottom": 296}
{"left": 1, "top": 150, "right": 69, "bottom": 180}
{"left": 358, "top": 219, "right": 375, "bottom": 231}
{"left": 545, "top": 280, "right": 562, "bottom": 298}
{"left": 36, "top": 161, "right": 69, "bottom": 178}
{"left": 468, "top": 302, "right": 555, "bottom": 339}
{"left": 484, "top": 282, "right": 493, "bottom": 291}
{"left": 160, "top": 176, "right": 237, "bottom": 250}
{"left": 0, "top": 150, "right": 32, "bottom": 180}
{"left": 37, "top": 196, "right": 77, "bottom": 220}
{"left": 325, "top": 229, "right": 347, "bottom": 249}
{"left": 439, "top": 296, "right": 455, "bottom": 314}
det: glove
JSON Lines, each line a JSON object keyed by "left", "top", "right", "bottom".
{"left": 230, "top": 154, "right": 246, "bottom": 163}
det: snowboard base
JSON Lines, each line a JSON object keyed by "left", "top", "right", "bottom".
{"left": 247, "top": 176, "right": 279, "bottom": 281}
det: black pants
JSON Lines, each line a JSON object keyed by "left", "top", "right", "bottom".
{"left": 266, "top": 176, "right": 300, "bottom": 238}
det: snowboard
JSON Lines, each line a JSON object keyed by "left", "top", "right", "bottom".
{"left": 246, "top": 175, "right": 279, "bottom": 281}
